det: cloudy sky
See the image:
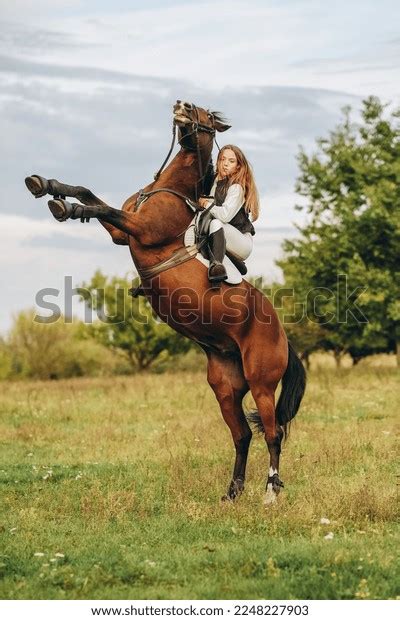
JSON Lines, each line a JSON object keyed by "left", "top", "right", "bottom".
{"left": 1, "top": 0, "right": 399, "bottom": 331}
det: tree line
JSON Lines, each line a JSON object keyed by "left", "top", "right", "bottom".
{"left": 1, "top": 96, "right": 398, "bottom": 379}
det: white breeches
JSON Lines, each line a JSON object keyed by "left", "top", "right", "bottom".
{"left": 209, "top": 219, "right": 253, "bottom": 260}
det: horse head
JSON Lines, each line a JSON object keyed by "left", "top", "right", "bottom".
{"left": 173, "top": 100, "right": 231, "bottom": 152}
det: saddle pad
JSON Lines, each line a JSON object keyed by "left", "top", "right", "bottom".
{"left": 184, "top": 214, "right": 243, "bottom": 285}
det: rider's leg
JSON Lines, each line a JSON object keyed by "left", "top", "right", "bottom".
{"left": 207, "top": 219, "right": 228, "bottom": 284}
{"left": 222, "top": 223, "right": 253, "bottom": 260}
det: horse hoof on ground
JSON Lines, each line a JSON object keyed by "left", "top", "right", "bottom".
{"left": 264, "top": 489, "right": 279, "bottom": 506}
{"left": 221, "top": 479, "right": 244, "bottom": 502}
{"left": 48, "top": 199, "right": 73, "bottom": 222}
{"left": 221, "top": 494, "right": 234, "bottom": 503}
{"left": 25, "top": 175, "right": 48, "bottom": 198}
{"left": 264, "top": 474, "right": 284, "bottom": 507}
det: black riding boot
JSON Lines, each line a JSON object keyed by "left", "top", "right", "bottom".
{"left": 208, "top": 227, "right": 228, "bottom": 285}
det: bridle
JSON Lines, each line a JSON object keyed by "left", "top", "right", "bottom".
{"left": 134, "top": 104, "right": 219, "bottom": 212}
{"left": 131, "top": 105, "right": 224, "bottom": 283}
{"left": 180, "top": 105, "right": 219, "bottom": 201}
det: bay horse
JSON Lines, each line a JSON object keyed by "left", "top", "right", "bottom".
{"left": 25, "top": 100, "right": 306, "bottom": 506}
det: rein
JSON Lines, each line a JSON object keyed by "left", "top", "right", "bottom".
{"left": 133, "top": 105, "right": 219, "bottom": 281}
{"left": 135, "top": 105, "right": 217, "bottom": 213}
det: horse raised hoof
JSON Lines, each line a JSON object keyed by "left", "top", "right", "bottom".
{"left": 221, "top": 478, "right": 244, "bottom": 502}
{"left": 25, "top": 175, "right": 49, "bottom": 198}
{"left": 48, "top": 199, "right": 74, "bottom": 222}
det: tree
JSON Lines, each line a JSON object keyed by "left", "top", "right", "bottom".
{"left": 278, "top": 97, "right": 400, "bottom": 365}
{"left": 80, "top": 271, "right": 194, "bottom": 371}
{"left": 0, "top": 336, "right": 12, "bottom": 380}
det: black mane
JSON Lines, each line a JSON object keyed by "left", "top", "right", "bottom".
{"left": 211, "top": 110, "right": 228, "bottom": 125}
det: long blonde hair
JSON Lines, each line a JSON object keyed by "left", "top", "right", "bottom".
{"left": 216, "top": 145, "right": 260, "bottom": 221}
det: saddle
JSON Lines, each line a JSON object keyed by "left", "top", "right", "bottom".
{"left": 195, "top": 210, "right": 247, "bottom": 276}
{"left": 129, "top": 210, "right": 247, "bottom": 297}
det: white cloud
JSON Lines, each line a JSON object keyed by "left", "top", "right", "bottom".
{"left": 2, "top": 0, "right": 399, "bottom": 97}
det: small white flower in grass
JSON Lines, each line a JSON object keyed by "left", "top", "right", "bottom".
{"left": 34, "top": 552, "right": 45, "bottom": 557}
{"left": 324, "top": 532, "right": 334, "bottom": 540}
{"left": 27, "top": 453, "right": 33, "bottom": 457}
{"left": 10, "top": 527, "right": 17, "bottom": 533}
{"left": 50, "top": 558, "right": 57, "bottom": 563}
{"left": 75, "top": 472, "right": 83, "bottom": 480}
{"left": 144, "top": 560, "right": 157, "bottom": 567}
{"left": 320, "top": 517, "right": 331, "bottom": 525}
{"left": 54, "top": 553, "right": 64, "bottom": 558}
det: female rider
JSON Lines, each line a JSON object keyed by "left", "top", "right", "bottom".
{"left": 199, "top": 144, "right": 259, "bottom": 285}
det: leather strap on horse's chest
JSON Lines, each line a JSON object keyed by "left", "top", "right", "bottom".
{"left": 136, "top": 244, "right": 199, "bottom": 280}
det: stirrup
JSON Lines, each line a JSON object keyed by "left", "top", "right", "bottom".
{"left": 208, "top": 262, "right": 228, "bottom": 288}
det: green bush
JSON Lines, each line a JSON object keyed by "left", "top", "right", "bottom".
{"left": 5, "top": 309, "right": 121, "bottom": 380}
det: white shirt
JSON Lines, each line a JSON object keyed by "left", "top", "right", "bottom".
{"left": 207, "top": 180, "right": 245, "bottom": 223}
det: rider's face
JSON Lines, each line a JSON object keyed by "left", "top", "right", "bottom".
{"left": 219, "top": 149, "right": 238, "bottom": 178}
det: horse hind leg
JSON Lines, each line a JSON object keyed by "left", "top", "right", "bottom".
{"left": 206, "top": 352, "right": 251, "bottom": 501}
{"left": 248, "top": 381, "right": 284, "bottom": 506}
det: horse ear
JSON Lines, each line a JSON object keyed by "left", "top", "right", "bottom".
{"left": 214, "top": 120, "right": 231, "bottom": 132}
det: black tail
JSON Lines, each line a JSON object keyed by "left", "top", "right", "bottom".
{"left": 247, "top": 342, "right": 306, "bottom": 440}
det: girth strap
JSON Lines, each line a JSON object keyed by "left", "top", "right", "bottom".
{"left": 136, "top": 244, "right": 199, "bottom": 280}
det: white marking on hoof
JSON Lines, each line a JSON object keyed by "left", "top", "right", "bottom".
{"left": 264, "top": 485, "right": 278, "bottom": 506}
{"left": 264, "top": 467, "right": 279, "bottom": 506}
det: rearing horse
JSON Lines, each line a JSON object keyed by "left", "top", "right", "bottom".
{"left": 25, "top": 100, "right": 306, "bottom": 506}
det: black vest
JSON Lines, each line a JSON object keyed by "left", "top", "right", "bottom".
{"left": 214, "top": 178, "right": 255, "bottom": 236}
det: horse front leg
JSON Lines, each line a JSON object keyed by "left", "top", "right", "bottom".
{"left": 46, "top": 199, "right": 141, "bottom": 240}
{"left": 25, "top": 175, "right": 128, "bottom": 245}
{"left": 206, "top": 352, "right": 251, "bottom": 501}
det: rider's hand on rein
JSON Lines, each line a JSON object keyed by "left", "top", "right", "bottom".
{"left": 198, "top": 197, "right": 211, "bottom": 209}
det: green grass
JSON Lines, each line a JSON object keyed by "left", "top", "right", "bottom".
{"left": 0, "top": 368, "right": 399, "bottom": 599}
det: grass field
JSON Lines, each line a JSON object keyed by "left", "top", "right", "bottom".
{"left": 0, "top": 366, "right": 399, "bottom": 600}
